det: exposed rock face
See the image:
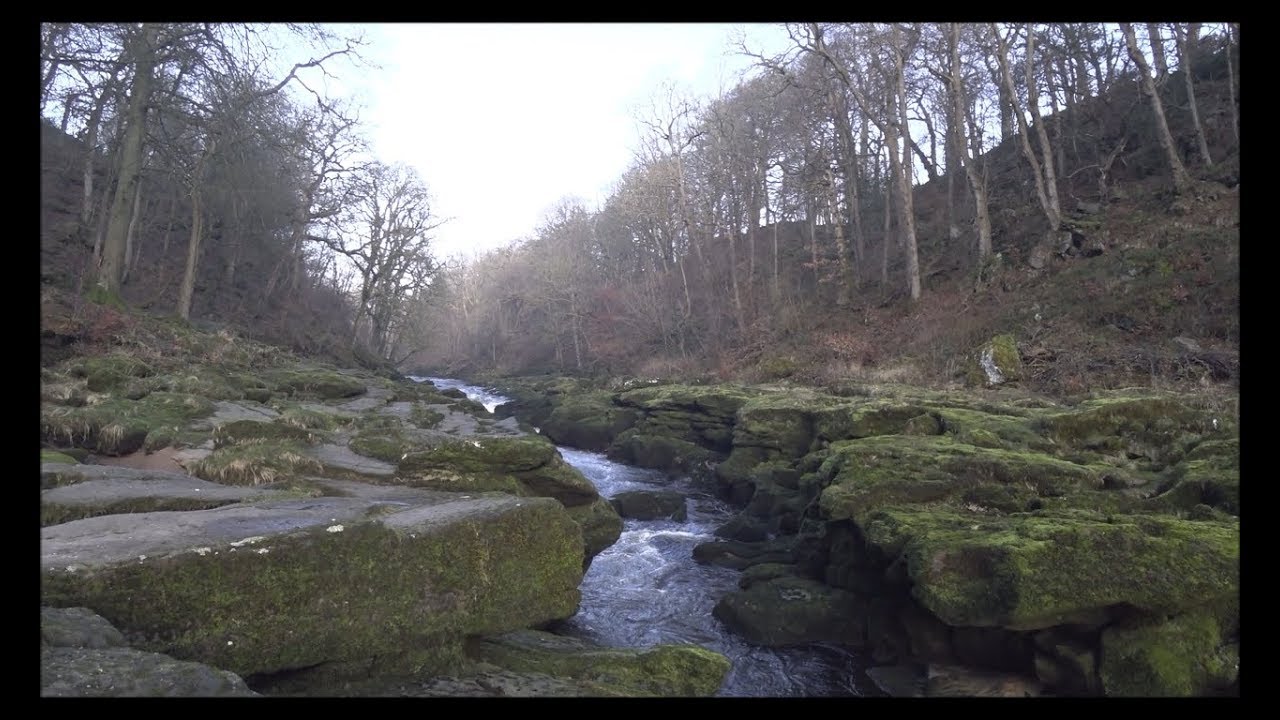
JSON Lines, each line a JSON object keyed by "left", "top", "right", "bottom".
{"left": 42, "top": 607, "right": 257, "bottom": 697}
{"left": 42, "top": 493, "right": 585, "bottom": 680}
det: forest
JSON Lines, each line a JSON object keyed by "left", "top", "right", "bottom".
{"left": 41, "top": 22, "right": 1240, "bottom": 393}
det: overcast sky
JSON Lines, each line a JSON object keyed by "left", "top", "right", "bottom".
{"left": 333, "top": 23, "right": 795, "bottom": 261}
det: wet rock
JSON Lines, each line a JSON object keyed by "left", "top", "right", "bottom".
{"left": 712, "top": 577, "right": 866, "bottom": 647}
{"left": 865, "top": 664, "right": 926, "bottom": 697}
{"left": 610, "top": 490, "right": 687, "bottom": 521}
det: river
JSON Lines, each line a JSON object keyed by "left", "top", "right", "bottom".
{"left": 418, "top": 377, "right": 877, "bottom": 697}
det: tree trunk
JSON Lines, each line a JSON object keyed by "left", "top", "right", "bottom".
{"left": 178, "top": 136, "right": 218, "bottom": 321}
{"left": 1224, "top": 24, "right": 1238, "bottom": 146}
{"left": 80, "top": 89, "right": 110, "bottom": 226}
{"left": 1121, "top": 23, "right": 1192, "bottom": 192}
{"left": 1176, "top": 23, "right": 1213, "bottom": 167}
{"left": 881, "top": 151, "right": 893, "bottom": 291}
{"left": 1025, "top": 26, "right": 1064, "bottom": 231}
{"left": 949, "top": 24, "right": 994, "bottom": 261}
{"left": 824, "top": 164, "right": 852, "bottom": 306}
{"left": 892, "top": 25, "right": 921, "bottom": 302}
{"left": 121, "top": 185, "right": 142, "bottom": 285}
{"left": 994, "top": 24, "right": 1061, "bottom": 231}
{"left": 177, "top": 189, "right": 202, "bottom": 321}
{"left": 1147, "top": 23, "right": 1169, "bottom": 80}
{"left": 95, "top": 23, "right": 158, "bottom": 297}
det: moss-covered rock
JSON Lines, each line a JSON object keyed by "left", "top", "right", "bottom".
{"left": 409, "top": 403, "right": 445, "bottom": 430}
{"left": 213, "top": 420, "right": 319, "bottom": 448}
{"left": 41, "top": 495, "right": 585, "bottom": 679}
{"left": 348, "top": 431, "right": 412, "bottom": 464}
{"left": 818, "top": 435, "right": 1103, "bottom": 525}
{"left": 66, "top": 354, "right": 155, "bottom": 394}
{"left": 968, "top": 334, "right": 1023, "bottom": 387}
{"left": 1099, "top": 609, "right": 1238, "bottom": 696}
{"left": 712, "top": 576, "right": 866, "bottom": 647}
{"left": 861, "top": 507, "right": 1239, "bottom": 631}
{"left": 541, "top": 396, "right": 637, "bottom": 452}
{"left": 41, "top": 392, "right": 216, "bottom": 456}
{"left": 565, "top": 497, "right": 623, "bottom": 563}
{"left": 470, "top": 629, "right": 730, "bottom": 696}
{"left": 264, "top": 368, "right": 367, "bottom": 400}
{"left": 188, "top": 440, "right": 324, "bottom": 486}
{"left": 399, "top": 436, "right": 558, "bottom": 476}
{"left": 607, "top": 431, "right": 717, "bottom": 475}
{"left": 610, "top": 490, "right": 687, "bottom": 521}
{"left": 42, "top": 450, "right": 80, "bottom": 465}
{"left": 274, "top": 405, "right": 345, "bottom": 431}
{"left": 1042, "top": 395, "right": 1225, "bottom": 465}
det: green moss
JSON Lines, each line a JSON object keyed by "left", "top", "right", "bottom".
{"left": 1043, "top": 395, "right": 1223, "bottom": 464}
{"left": 541, "top": 395, "right": 637, "bottom": 452}
{"left": 349, "top": 431, "right": 411, "bottom": 464}
{"left": 861, "top": 507, "right": 1238, "bottom": 631}
{"left": 471, "top": 630, "right": 729, "bottom": 696}
{"left": 41, "top": 450, "right": 79, "bottom": 465}
{"left": 968, "top": 335, "right": 1023, "bottom": 387}
{"left": 399, "top": 436, "right": 558, "bottom": 477}
{"left": 1100, "top": 609, "right": 1238, "bottom": 696}
{"left": 818, "top": 435, "right": 1102, "bottom": 525}
{"left": 757, "top": 356, "right": 798, "bottom": 380}
{"left": 410, "top": 403, "right": 445, "bottom": 429}
{"left": 213, "top": 420, "right": 319, "bottom": 449}
{"left": 607, "top": 432, "right": 716, "bottom": 473}
{"left": 42, "top": 496, "right": 243, "bottom": 527}
{"left": 188, "top": 440, "right": 324, "bottom": 486}
{"left": 151, "top": 367, "right": 246, "bottom": 401}
{"left": 65, "top": 354, "right": 154, "bottom": 394}
{"left": 565, "top": 496, "right": 624, "bottom": 562}
{"left": 264, "top": 368, "right": 367, "bottom": 400}
{"left": 41, "top": 498, "right": 584, "bottom": 679}
{"left": 41, "top": 392, "right": 216, "bottom": 456}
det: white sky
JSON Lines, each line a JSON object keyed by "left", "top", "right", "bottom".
{"left": 330, "top": 23, "right": 795, "bottom": 261}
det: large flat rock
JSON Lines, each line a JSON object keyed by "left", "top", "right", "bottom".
{"left": 307, "top": 441, "right": 396, "bottom": 477}
{"left": 41, "top": 463, "right": 279, "bottom": 525}
{"left": 42, "top": 646, "right": 258, "bottom": 697}
{"left": 42, "top": 493, "right": 585, "bottom": 678}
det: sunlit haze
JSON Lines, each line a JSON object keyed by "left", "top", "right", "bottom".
{"left": 335, "top": 23, "right": 794, "bottom": 261}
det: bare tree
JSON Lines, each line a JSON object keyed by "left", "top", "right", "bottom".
{"left": 1120, "top": 22, "right": 1192, "bottom": 192}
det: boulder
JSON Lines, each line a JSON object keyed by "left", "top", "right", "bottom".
{"left": 610, "top": 490, "right": 687, "bottom": 521}
{"left": 42, "top": 493, "right": 584, "bottom": 679}
{"left": 1099, "top": 609, "right": 1238, "bottom": 696}
{"left": 712, "top": 577, "right": 866, "bottom": 647}
{"left": 41, "top": 607, "right": 256, "bottom": 697}
{"left": 861, "top": 508, "right": 1238, "bottom": 631}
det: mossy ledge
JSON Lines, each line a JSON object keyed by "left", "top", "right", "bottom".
{"left": 41, "top": 495, "right": 585, "bottom": 680}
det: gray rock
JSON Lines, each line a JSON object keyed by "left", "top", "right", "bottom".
{"left": 865, "top": 664, "right": 926, "bottom": 697}
{"left": 610, "top": 490, "right": 687, "bottom": 521}
{"left": 1028, "top": 242, "right": 1052, "bottom": 270}
{"left": 306, "top": 442, "right": 396, "bottom": 477}
{"left": 42, "top": 464, "right": 279, "bottom": 525}
{"left": 712, "top": 577, "right": 865, "bottom": 647}
{"left": 42, "top": 607, "right": 125, "bottom": 649}
{"left": 42, "top": 646, "right": 257, "bottom": 697}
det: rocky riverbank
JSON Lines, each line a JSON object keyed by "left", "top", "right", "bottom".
{"left": 481, "top": 371, "right": 1240, "bottom": 697}
{"left": 39, "top": 322, "right": 729, "bottom": 696}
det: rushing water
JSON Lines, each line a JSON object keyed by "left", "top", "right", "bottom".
{"left": 412, "top": 376, "right": 877, "bottom": 697}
